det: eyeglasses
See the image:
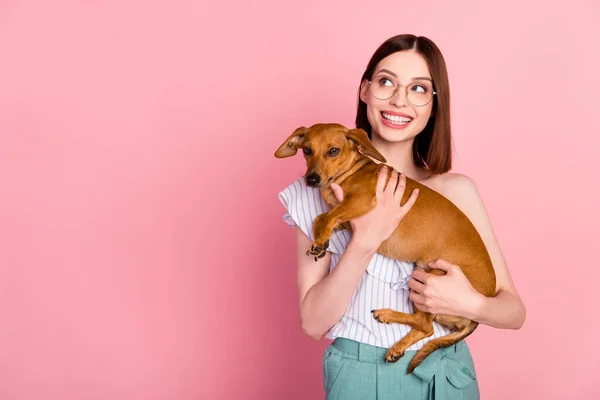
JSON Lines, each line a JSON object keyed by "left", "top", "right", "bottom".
{"left": 367, "top": 76, "right": 437, "bottom": 107}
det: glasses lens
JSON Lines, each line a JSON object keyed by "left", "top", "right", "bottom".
{"left": 370, "top": 77, "right": 396, "bottom": 100}
{"left": 407, "top": 82, "right": 434, "bottom": 107}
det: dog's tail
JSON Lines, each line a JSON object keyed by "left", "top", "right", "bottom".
{"left": 407, "top": 320, "right": 478, "bottom": 374}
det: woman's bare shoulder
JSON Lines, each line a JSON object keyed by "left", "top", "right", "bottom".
{"left": 420, "top": 171, "right": 475, "bottom": 193}
{"left": 420, "top": 172, "right": 481, "bottom": 214}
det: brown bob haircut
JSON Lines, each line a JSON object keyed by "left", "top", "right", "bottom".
{"left": 356, "top": 34, "right": 452, "bottom": 174}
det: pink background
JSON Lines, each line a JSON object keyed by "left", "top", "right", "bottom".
{"left": 1, "top": 1, "right": 599, "bottom": 399}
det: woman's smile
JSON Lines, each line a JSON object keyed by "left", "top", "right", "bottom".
{"left": 380, "top": 111, "right": 413, "bottom": 129}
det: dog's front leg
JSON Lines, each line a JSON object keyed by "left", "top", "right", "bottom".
{"left": 306, "top": 213, "right": 335, "bottom": 260}
{"left": 307, "top": 195, "right": 374, "bottom": 260}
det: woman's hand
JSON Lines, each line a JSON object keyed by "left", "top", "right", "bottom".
{"left": 408, "top": 259, "right": 485, "bottom": 320}
{"left": 329, "top": 166, "right": 419, "bottom": 254}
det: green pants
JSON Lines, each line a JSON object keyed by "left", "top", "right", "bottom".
{"left": 323, "top": 338, "right": 480, "bottom": 399}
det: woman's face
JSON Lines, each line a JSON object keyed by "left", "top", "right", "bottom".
{"left": 360, "top": 50, "right": 435, "bottom": 144}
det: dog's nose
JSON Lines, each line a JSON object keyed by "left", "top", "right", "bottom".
{"left": 306, "top": 174, "right": 320, "bottom": 187}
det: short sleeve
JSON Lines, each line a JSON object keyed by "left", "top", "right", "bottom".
{"left": 277, "top": 177, "right": 349, "bottom": 255}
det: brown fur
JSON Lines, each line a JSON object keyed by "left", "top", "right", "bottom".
{"left": 275, "top": 123, "right": 496, "bottom": 373}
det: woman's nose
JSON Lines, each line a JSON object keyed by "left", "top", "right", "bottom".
{"left": 390, "top": 86, "right": 408, "bottom": 108}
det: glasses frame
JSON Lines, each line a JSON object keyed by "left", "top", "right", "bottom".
{"left": 367, "top": 78, "right": 437, "bottom": 107}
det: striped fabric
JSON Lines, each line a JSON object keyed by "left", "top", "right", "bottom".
{"left": 278, "top": 176, "right": 452, "bottom": 351}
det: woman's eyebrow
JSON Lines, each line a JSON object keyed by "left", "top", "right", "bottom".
{"left": 376, "top": 68, "right": 398, "bottom": 78}
{"left": 375, "top": 69, "right": 432, "bottom": 82}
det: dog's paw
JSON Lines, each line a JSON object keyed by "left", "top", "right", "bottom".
{"left": 385, "top": 347, "right": 405, "bottom": 363}
{"left": 306, "top": 240, "right": 329, "bottom": 261}
{"left": 371, "top": 308, "right": 397, "bottom": 324}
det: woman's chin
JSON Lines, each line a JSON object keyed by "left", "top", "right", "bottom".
{"left": 373, "top": 127, "right": 415, "bottom": 144}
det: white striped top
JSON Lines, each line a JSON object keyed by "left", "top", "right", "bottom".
{"left": 278, "top": 176, "right": 452, "bottom": 350}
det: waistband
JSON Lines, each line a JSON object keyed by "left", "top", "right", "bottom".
{"left": 332, "top": 337, "right": 466, "bottom": 364}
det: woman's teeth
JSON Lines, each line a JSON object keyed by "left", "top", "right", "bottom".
{"left": 382, "top": 112, "right": 412, "bottom": 125}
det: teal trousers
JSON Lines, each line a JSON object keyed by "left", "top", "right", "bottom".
{"left": 323, "top": 338, "right": 480, "bottom": 399}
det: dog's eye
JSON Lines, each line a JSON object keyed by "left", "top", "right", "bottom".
{"left": 328, "top": 148, "right": 340, "bottom": 157}
{"left": 303, "top": 147, "right": 312, "bottom": 156}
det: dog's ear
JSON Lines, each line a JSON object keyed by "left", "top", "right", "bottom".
{"left": 346, "top": 128, "right": 387, "bottom": 163}
{"left": 275, "top": 126, "right": 308, "bottom": 158}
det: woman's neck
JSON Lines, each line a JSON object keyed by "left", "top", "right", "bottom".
{"left": 370, "top": 135, "right": 431, "bottom": 182}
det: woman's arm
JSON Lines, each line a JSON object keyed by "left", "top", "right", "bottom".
{"left": 295, "top": 226, "right": 377, "bottom": 341}
{"left": 472, "top": 286, "right": 525, "bottom": 329}
{"left": 452, "top": 174, "right": 526, "bottom": 329}
{"left": 409, "top": 173, "right": 526, "bottom": 330}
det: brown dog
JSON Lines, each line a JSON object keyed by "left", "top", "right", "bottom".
{"left": 275, "top": 123, "right": 496, "bottom": 373}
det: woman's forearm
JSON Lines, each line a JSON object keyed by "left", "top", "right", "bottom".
{"left": 300, "top": 237, "right": 376, "bottom": 341}
{"left": 472, "top": 288, "right": 526, "bottom": 330}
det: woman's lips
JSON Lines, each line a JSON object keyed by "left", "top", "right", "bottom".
{"left": 381, "top": 111, "right": 413, "bottom": 129}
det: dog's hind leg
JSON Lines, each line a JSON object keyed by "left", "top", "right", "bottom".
{"left": 381, "top": 314, "right": 435, "bottom": 363}
{"left": 371, "top": 309, "right": 435, "bottom": 362}
{"left": 372, "top": 308, "right": 431, "bottom": 329}
{"left": 385, "top": 328, "right": 434, "bottom": 363}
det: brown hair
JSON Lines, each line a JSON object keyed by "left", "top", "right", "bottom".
{"left": 356, "top": 34, "right": 452, "bottom": 174}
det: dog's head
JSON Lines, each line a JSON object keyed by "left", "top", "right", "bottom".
{"left": 274, "top": 123, "right": 387, "bottom": 188}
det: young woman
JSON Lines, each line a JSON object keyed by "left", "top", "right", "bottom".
{"left": 278, "top": 34, "right": 526, "bottom": 399}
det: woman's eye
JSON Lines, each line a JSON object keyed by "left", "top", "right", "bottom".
{"left": 303, "top": 147, "right": 312, "bottom": 155}
{"left": 328, "top": 148, "right": 340, "bottom": 156}
{"left": 378, "top": 78, "right": 394, "bottom": 87}
{"left": 411, "top": 84, "right": 428, "bottom": 93}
